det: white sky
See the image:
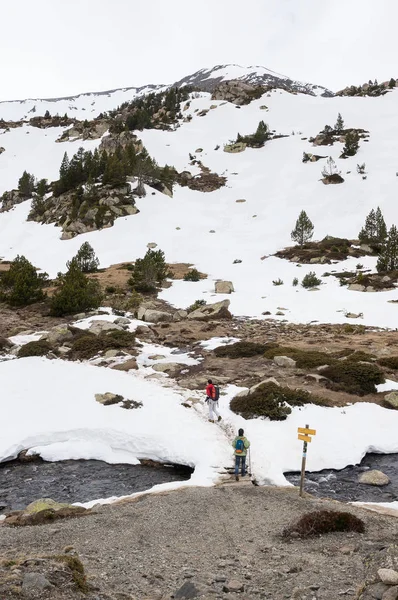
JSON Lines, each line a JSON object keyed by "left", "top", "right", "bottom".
{"left": 1, "top": 0, "right": 398, "bottom": 101}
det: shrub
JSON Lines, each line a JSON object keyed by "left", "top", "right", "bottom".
{"left": 68, "top": 242, "right": 99, "bottom": 273}
{"left": 263, "top": 346, "right": 335, "bottom": 369}
{"left": 283, "top": 510, "right": 365, "bottom": 538}
{"left": 272, "top": 278, "right": 284, "bottom": 286}
{"left": 18, "top": 340, "right": 51, "bottom": 358}
{"left": 341, "top": 131, "right": 359, "bottom": 157}
{"left": 184, "top": 268, "right": 201, "bottom": 282}
{"left": 322, "top": 361, "right": 384, "bottom": 395}
{"left": 292, "top": 277, "right": 299, "bottom": 286}
{"left": 301, "top": 272, "right": 321, "bottom": 288}
{"left": 70, "top": 329, "right": 135, "bottom": 360}
{"left": 105, "top": 285, "right": 117, "bottom": 294}
{"left": 0, "top": 255, "right": 48, "bottom": 307}
{"left": 378, "top": 356, "right": 398, "bottom": 370}
{"left": 129, "top": 249, "right": 168, "bottom": 293}
{"left": 214, "top": 341, "right": 271, "bottom": 358}
{"left": 187, "top": 299, "right": 206, "bottom": 313}
{"left": 50, "top": 260, "right": 102, "bottom": 316}
{"left": 230, "top": 382, "right": 328, "bottom": 420}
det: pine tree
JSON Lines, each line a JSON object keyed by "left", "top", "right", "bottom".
{"left": 375, "top": 206, "right": 387, "bottom": 243}
{"left": 334, "top": 113, "right": 344, "bottom": 133}
{"left": 341, "top": 131, "right": 359, "bottom": 157}
{"left": 0, "top": 255, "right": 47, "bottom": 306}
{"left": 359, "top": 207, "right": 387, "bottom": 245}
{"left": 59, "top": 152, "right": 70, "bottom": 180}
{"left": 252, "top": 121, "right": 269, "bottom": 146}
{"left": 291, "top": 210, "right": 314, "bottom": 246}
{"left": 68, "top": 242, "right": 99, "bottom": 273}
{"left": 50, "top": 259, "right": 102, "bottom": 316}
{"left": 358, "top": 209, "right": 377, "bottom": 243}
{"left": 18, "top": 171, "right": 35, "bottom": 198}
{"left": 377, "top": 225, "right": 398, "bottom": 272}
{"left": 35, "top": 178, "right": 48, "bottom": 198}
{"left": 44, "top": 110, "right": 51, "bottom": 118}
{"left": 129, "top": 249, "right": 168, "bottom": 292}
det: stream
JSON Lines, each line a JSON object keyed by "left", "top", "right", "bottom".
{"left": 285, "top": 452, "right": 398, "bottom": 503}
{"left": 0, "top": 458, "right": 192, "bottom": 512}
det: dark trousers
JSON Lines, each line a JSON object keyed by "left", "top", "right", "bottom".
{"left": 235, "top": 455, "right": 246, "bottom": 476}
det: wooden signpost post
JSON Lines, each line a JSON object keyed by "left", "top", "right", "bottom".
{"left": 298, "top": 424, "right": 316, "bottom": 497}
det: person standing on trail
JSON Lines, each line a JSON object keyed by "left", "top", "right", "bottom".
{"left": 232, "top": 428, "right": 250, "bottom": 481}
{"left": 205, "top": 379, "right": 221, "bottom": 423}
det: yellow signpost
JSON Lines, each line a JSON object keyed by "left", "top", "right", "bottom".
{"left": 298, "top": 424, "right": 316, "bottom": 497}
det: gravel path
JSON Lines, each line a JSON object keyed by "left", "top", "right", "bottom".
{"left": 1, "top": 483, "right": 397, "bottom": 599}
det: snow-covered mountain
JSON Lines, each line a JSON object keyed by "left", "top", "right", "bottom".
{"left": 0, "top": 64, "right": 332, "bottom": 122}
{"left": 173, "top": 64, "right": 333, "bottom": 97}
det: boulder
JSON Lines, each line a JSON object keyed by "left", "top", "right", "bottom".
{"left": 215, "top": 280, "right": 234, "bottom": 294}
{"left": 114, "top": 317, "right": 131, "bottom": 325}
{"left": 43, "top": 325, "right": 73, "bottom": 345}
{"left": 22, "top": 572, "right": 52, "bottom": 594}
{"left": 223, "top": 142, "right": 246, "bottom": 154}
{"left": 384, "top": 392, "right": 398, "bottom": 409}
{"left": 188, "top": 299, "right": 232, "bottom": 321}
{"left": 359, "top": 470, "right": 390, "bottom": 486}
{"left": 95, "top": 392, "right": 124, "bottom": 406}
{"left": 152, "top": 363, "right": 181, "bottom": 376}
{"left": 173, "top": 310, "right": 188, "bottom": 321}
{"left": 378, "top": 569, "right": 398, "bottom": 585}
{"left": 239, "top": 378, "right": 281, "bottom": 396}
{"left": 223, "top": 580, "right": 244, "bottom": 593}
{"left": 25, "top": 498, "right": 69, "bottom": 514}
{"left": 274, "top": 355, "right": 296, "bottom": 368}
{"left": 88, "top": 320, "right": 124, "bottom": 335}
{"left": 138, "top": 308, "right": 173, "bottom": 323}
{"left": 345, "top": 312, "right": 363, "bottom": 319}
{"left": 111, "top": 358, "right": 138, "bottom": 371}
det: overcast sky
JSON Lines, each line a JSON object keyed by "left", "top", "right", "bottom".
{"left": 1, "top": 0, "right": 398, "bottom": 101}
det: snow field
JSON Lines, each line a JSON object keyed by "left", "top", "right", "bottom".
{"left": 1, "top": 90, "right": 398, "bottom": 326}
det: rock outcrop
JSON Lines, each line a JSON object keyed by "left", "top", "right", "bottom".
{"left": 211, "top": 80, "right": 264, "bottom": 105}
{"left": 188, "top": 299, "right": 232, "bottom": 321}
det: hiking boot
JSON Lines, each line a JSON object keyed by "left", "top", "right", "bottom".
{"left": 235, "top": 475, "right": 239, "bottom": 482}
{"left": 217, "top": 415, "right": 222, "bottom": 422}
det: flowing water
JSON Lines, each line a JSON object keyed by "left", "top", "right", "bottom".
{"left": 285, "top": 453, "right": 398, "bottom": 503}
{"left": 0, "top": 458, "right": 192, "bottom": 512}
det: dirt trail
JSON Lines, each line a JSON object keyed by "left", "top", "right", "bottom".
{"left": 1, "top": 485, "right": 397, "bottom": 599}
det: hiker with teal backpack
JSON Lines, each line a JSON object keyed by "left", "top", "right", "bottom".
{"left": 205, "top": 379, "right": 221, "bottom": 423}
{"left": 232, "top": 428, "right": 250, "bottom": 481}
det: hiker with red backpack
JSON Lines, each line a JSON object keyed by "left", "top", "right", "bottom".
{"left": 232, "top": 428, "right": 250, "bottom": 481}
{"left": 205, "top": 379, "right": 221, "bottom": 423}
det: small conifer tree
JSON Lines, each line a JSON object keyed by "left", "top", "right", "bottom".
{"left": 68, "top": 242, "right": 100, "bottom": 273}
{"left": 18, "top": 171, "right": 35, "bottom": 198}
{"left": 50, "top": 259, "right": 102, "bottom": 316}
{"left": 377, "top": 225, "right": 398, "bottom": 273}
{"left": 334, "top": 113, "right": 344, "bottom": 133}
{"left": 291, "top": 210, "right": 314, "bottom": 247}
{"left": 358, "top": 207, "right": 387, "bottom": 245}
{"left": 0, "top": 255, "right": 47, "bottom": 306}
{"left": 129, "top": 249, "right": 168, "bottom": 292}
{"left": 342, "top": 131, "right": 359, "bottom": 157}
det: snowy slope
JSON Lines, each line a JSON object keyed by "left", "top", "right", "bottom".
{"left": 0, "top": 63, "right": 331, "bottom": 122}
{"left": 0, "top": 85, "right": 163, "bottom": 122}
{"left": 1, "top": 88, "right": 398, "bottom": 327}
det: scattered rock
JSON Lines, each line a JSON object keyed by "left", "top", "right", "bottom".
{"left": 95, "top": 392, "right": 124, "bottom": 406}
{"left": 274, "top": 355, "right": 296, "bottom": 368}
{"left": 114, "top": 317, "right": 131, "bottom": 325}
{"left": 382, "top": 586, "right": 398, "bottom": 600}
{"left": 223, "top": 579, "right": 244, "bottom": 593}
{"left": 223, "top": 142, "right": 246, "bottom": 153}
{"left": 348, "top": 284, "right": 366, "bottom": 292}
{"left": 384, "top": 392, "right": 398, "bottom": 409}
{"left": 111, "top": 358, "right": 138, "bottom": 371}
{"left": 22, "top": 572, "right": 52, "bottom": 595}
{"left": 152, "top": 363, "right": 181, "bottom": 376}
{"left": 138, "top": 308, "right": 173, "bottom": 323}
{"left": 378, "top": 569, "right": 398, "bottom": 585}
{"left": 345, "top": 312, "right": 363, "bottom": 319}
{"left": 174, "top": 580, "right": 200, "bottom": 599}
{"left": 88, "top": 320, "right": 124, "bottom": 335}
{"left": 215, "top": 280, "right": 234, "bottom": 294}
{"left": 235, "top": 199, "right": 246, "bottom": 203}
{"left": 359, "top": 470, "right": 390, "bottom": 486}
{"left": 147, "top": 242, "right": 158, "bottom": 249}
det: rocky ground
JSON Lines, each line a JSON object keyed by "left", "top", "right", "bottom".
{"left": 1, "top": 484, "right": 398, "bottom": 599}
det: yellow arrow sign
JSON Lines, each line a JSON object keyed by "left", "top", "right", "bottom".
{"left": 298, "top": 434, "right": 312, "bottom": 443}
{"left": 298, "top": 427, "right": 316, "bottom": 436}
